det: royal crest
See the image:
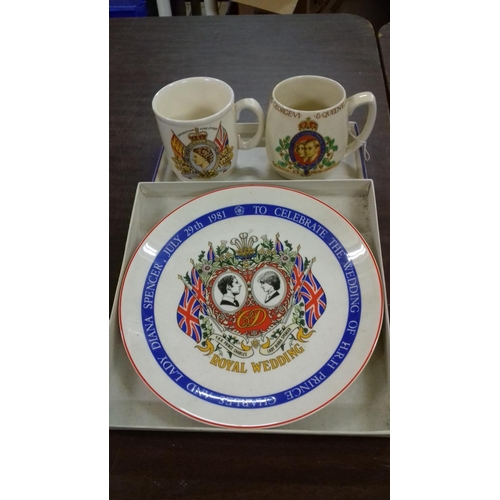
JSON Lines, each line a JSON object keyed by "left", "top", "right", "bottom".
{"left": 171, "top": 122, "right": 234, "bottom": 179}
{"left": 176, "top": 232, "right": 328, "bottom": 361}
{"left": 274, "top": 117, "right": 339, "bottom": 176}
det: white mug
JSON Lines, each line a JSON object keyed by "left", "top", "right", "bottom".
{"left": 152, "top": 77, "right": 265, "bottom": 181}
{"left": 265, "top": 75, "right": 377, "bottom": 179}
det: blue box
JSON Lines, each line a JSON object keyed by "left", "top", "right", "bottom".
{"left": 109, "top": 0, "right": 148, "bottom": 17}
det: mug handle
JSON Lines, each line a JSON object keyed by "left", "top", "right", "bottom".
{"left": 234, "top": 98, "right": 265, "bottom": 150}
{"left": 344, "top": 92, "right": 377, "bottom": 158}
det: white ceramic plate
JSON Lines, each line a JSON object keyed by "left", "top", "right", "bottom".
{"left": 119, "top": 185, "right": 383, "bottom": 429}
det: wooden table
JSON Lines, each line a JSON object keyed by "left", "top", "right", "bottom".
{"left": 110, "top": 14, "right": 390, "bottom": 499}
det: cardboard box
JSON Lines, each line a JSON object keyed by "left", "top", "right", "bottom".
{"left": 237, "top": 0, "right": 339, "bottom": 15}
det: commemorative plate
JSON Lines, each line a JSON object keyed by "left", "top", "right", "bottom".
{"left": 118, "top": 185, "right": 384, "bottom": 429}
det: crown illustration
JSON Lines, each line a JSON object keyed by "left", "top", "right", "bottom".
{"left": 188, "top": 128, "right": 208, "bottom": 142}
{"left": 230, "top": 232, "right": 258, "bottom": 259}
{"left": 298, "top": 117, "right": 318, "bottom": 132}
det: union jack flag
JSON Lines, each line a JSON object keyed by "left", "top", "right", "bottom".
{"left": 190, "top": 266, "right": 207, "bottom": 315}
{"left": 214, "top": 122, "right": 228, "bottom": 152}
{"left": 275, "top": 233, "right": 284, "bottom": 253}
{"left": 177, "top": 285, "right": 203, "bottom": 343}
{"left": 300, "top": 267, "right": 327, "bottom": 328}
{"left": 206, "top": 242, "right": 215, "bottom": 262}
{"left": 291, "top": 250, "right": 304, "bottom": 301}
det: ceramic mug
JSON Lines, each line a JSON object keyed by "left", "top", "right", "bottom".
{"left": 265, "top": 75, "right": 377, "bottom": 179}
{"left": 152, "top": 77, "right": 265, "bottom": 181}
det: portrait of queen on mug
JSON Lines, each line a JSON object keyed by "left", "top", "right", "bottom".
{"left": 190, "top": 145, "right": 216, "bottom": 170}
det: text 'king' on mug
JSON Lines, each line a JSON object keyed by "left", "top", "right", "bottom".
{"left": 265, "top": 75, "right": 377, "bottom": 179}
{"left": 152, "top": 77, "right": 265, "bottom": 181}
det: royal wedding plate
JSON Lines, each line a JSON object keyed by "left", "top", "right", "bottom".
{"left": 119, "top": 185, "right": 384, "bottom": 429}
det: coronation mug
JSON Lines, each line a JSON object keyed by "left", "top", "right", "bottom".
{"left": 265, "top": 75, "right": 377, "bottom": 179}
{"left": 152, "top": 77, "right": 265, "bottom": 181}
